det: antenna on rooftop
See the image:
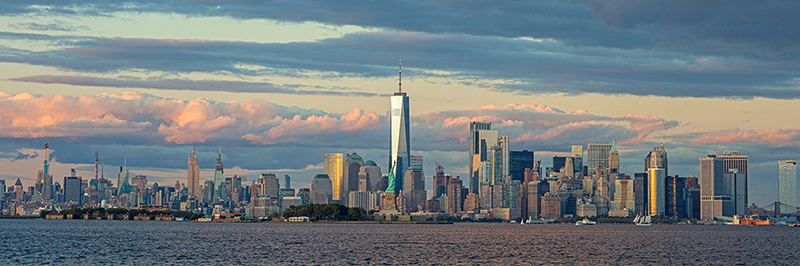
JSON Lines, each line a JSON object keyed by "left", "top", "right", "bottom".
{"left": 398, "top": 59, "right": 402, "bottom": 93}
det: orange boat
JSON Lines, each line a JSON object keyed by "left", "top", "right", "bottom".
{"left": 738, "top": 216, "right": 773, "bottom": 226}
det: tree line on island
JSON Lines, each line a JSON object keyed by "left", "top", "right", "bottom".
{"left": 281, "top": 203, "right": 366, "bottom": 221}
{"left": 40, "top": 208, "right": 203, "bottom": 220}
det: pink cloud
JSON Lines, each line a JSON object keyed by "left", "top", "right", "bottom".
{"left": 241, "top": 108, "right": 381, "bottom": 145}
{"left": 690, "top": 129, "right": 798, "bottom": 145}
{"left": 0, "top": 91, "right": 380, "bottom": 145}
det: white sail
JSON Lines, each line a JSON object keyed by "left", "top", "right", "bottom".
{"left": 644, "top": 215, "right": 651, "bottom": 224}
{"left": 633, "top": 214, "right": 641, "bottom": 223}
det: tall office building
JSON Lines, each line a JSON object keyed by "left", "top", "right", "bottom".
{"left": 390, "top": 62, "right": 410, "bottom": 194}
{"left": 434, "top": 164, "right": 450, "bottom": 198}
{"left": 491, "top": 137, "right": 510, "bottom": 185}
{"left": 324, "top": 153, "right": 344, "bottom": 201}
{"left": 778, "top": 160, "right": 797, "bottom": 208}
{"left": 64, "top": 169, "right": 83, "bottom": 205}
{"left": 644, "top": 143, "right": 668, "bottom": 176}
{"left": 612, "top": 178, "right": 634, "bottom": 211}
{"left": 358, "top": 160, "right": 381, "bottom": 192}
{"left": 609, "top": 140, "right": 619, "bottom": 175}
{"left": 665, "top": 175, "right": 688, "bottom": 218}
{"left": 260, "top": 173, "right": 279, "bottom": 198}
{"left": 341, "top": 152, "right": 364, "bottom": 205}
{"left": 116, "top": 159, "right": 129, "bottom": 197}
{"left": 468, "top": 122, "right": 492, "bottom": 193}
{"left": 587, "top": 144, "right": 612, "bottom": 176}
{"left": 717, "top": 151, "right": 748, "bottom": 209}
{"left": 724, "top": 169, "right": 746, "bottom": 216}
{"left": 311, "top": 174, "right": 333, "bottom": 204}
{"left": 446, "top": 177, "right": 464, "bottom": 214}
{"left": 188, "top": 146, "right": 200, "bottom": 197}
{"left": 410, "top": 154, "right": 423, "bottom": 169}
{"left": 699, "top": 155, "right": 731, "bottom": 220}
{"left": 509, "top": 150, "right": 534, "bottom": 182}
{"left": 41, "top": 143, "right": 53, "bottom": 201}
{"left": 472, "top": 130, "right": 499, "bottom": 189}
{"left": 634, "top": 173, "right": 648, "bottom": 216}
{"left": 571, "top": 145, "right": 584, "bottom": 177}
{"left": 214, "top": 147, "right": 224, "bottom": 201}
{"left": 648, "top": 168, "right": 665, "bottom": 216}
{"left": 403, "top": 166, "right": 426, "bottom": 210}
{"left": 686, "top": 175, "right": 700, "bottom": 219}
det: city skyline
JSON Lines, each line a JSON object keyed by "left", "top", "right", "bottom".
{"left": 1, "top": 1, "right": 800, "bottom": 207}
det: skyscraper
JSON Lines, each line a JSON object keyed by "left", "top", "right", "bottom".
{"left": 717, "top": 151, "right": 748, "bottom": 209}
{"left": 260, "top": 173, "right": 279, "bottom": 198}
{"left": 188, "top": 145, "right": 200, "bottom": 197}
{"left": 587, "top": 143, "right": 612, "bottom": 176}
{"left": 341, "top": 152, "right": 364, "bottom": 205}
{"left": 612, "top": 177, "right": 634, "bottom": 212}
{"left": 214, "top": 147, "right": 224, "bottom": 202}
{"left": 665, "top": 175, "right": 688, "bottom": 218}
{"left": 700, "top": 155, "right": 730, "bottom": 220}
{"left": 403, "top": 165, "right": 425, "bottom": 211}
{"left": 64, "top": 169, "right": 82, "bottom": 205}
{"left": 648, "top": 168, "right": 665, "bottom": 216}
{"left": 634, "top": 173, "right": 648, "bottom": 216}
{"left": 390, "top": 61, "right": 410, "bottom": 194}
{"left": 778, "top": 160, "right": 797, "bottom": 207}
{"left": 644, "top": 143, "right": 668, "bottom": 176}
{"left": 324, "top": 153, "right": 344, "bottom": 201}
{"left": 509, "top": 150, "right": 534, "bottom": 182}
{"left": 42, "top": 143, "right": 53, "bottom": 201}
{"left": 311, "top": 174, "right": 333, "bottom": 204}
{"left": 608, "top": 140, "right": 619, "bottom": 175}
{"left": 571, "top": 145, "right": 583, "bottom": 176}
{"left": 434, "top": 164, "right": 449, "bottom": 198}
{"left": 468, "top": 121, "right": 491, "bottom": 193}
{"left": 116, "top": 158, "right": 129, "bottom": 197}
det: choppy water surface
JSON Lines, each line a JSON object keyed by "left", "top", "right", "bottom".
{"left": 1, "top": 220, "right": 798, "bottom": 265}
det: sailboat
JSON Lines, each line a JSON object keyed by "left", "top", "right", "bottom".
{"left": 633, "top": 214, "right": 652, "bottom": 226}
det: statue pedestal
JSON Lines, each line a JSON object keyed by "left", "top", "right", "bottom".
{"left": 379, "top": 192, "right": 401, "bottom": 215}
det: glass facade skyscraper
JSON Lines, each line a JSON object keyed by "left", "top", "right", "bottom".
{"left": 587, "top": 144, "right": 612, "bottom": 176}
{"left": 390, "top": 90, "right": 410, "bottom": 193}
{"left": 778, "top": 160, "right": 797, "bottom": 207}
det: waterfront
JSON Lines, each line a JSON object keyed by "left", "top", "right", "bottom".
{"left": 1, "top": 220, "right": 798, "bottom": 265}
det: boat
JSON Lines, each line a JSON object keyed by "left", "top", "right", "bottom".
{"left": 633, "top": 214, "right": 652, "bottom": 226}
{"left": 737, "top": 216, "right": 773, "bottom": 226}
{"left": 575, "top": 218, "right": 596, "bottom": 226}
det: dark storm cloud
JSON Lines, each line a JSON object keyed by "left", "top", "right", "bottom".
{"left": 10, "top": 75, "right": 385, "bottom": 97}
{"left": 3, "top": 31, "right": 799, "bottom": 99}
{"left": 589, "top": 0, "right": 800, "bottom": 54}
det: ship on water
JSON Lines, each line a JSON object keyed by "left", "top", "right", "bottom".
{"left": 633, "top": 214, "right": 651, "bottom": 226}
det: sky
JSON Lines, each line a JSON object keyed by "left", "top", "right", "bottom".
{"left": 1, "top": 1, "right": 799, "bottom": 206}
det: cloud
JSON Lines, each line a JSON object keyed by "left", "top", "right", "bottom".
{"left": 8, "top": 22, "right": 89, "bottom": 32}
{"left": 9, "top": 151, "right": 38, "bottom": 162}
{"left": 415, "top": 103, "right": 680, "bottom": 152}
{"left": 3, "top": 29, "right": 800, "bottom": 99}
{"left": 689, "top": 129, "right": 799, "bottom": 145}
{"left": 0, "top": 91, "right": 381, "bottom": 146}
{"left": 242, "top": 108, "right": 382, "bottom": 145}
{"left": 10, "top": 75, "right": 384, "bottom": 97}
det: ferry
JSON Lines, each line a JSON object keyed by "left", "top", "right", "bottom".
{"left": 575, "top": 218, "right": 596, "bottom": 226}
{"left": 732, "top": 215, "right": 773, "bottom": 226}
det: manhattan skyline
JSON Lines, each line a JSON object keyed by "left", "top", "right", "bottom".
{"left": 1, "top": 1, "right": 799, "bottom": 207}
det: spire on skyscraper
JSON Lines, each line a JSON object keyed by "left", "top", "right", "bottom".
{"left": 398, "top": 59, "right": 402, "bottom": 93}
